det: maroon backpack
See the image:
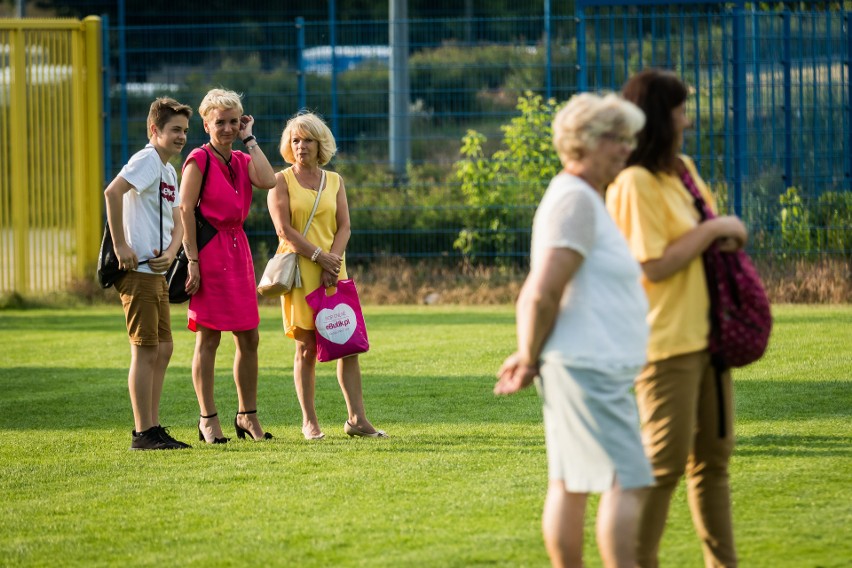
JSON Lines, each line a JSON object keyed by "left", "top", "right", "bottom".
{"left": 681, "top": 169, "right": 773, "bottom": 370}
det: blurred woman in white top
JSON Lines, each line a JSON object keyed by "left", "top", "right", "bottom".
{"left": 495, "top": 92, "right": 652, "bottom": 568}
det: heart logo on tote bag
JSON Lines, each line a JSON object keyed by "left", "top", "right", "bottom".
{"left": 315, "top": 303, "right": 358, "bottom": 345}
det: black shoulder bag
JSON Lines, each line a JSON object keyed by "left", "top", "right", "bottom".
{"left": 97, "top": 176, "right": 163, "bottom": 289}
{"left": 167, "top": 147, "right": 218, "bottom": 304}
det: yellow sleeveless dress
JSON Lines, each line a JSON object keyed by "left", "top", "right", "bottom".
{"left": 278, "top": 167, "right": 348, "bottom": 337}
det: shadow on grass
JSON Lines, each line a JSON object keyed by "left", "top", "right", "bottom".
{"left": 366, "top": 311, "right": 515, "bottom": 328}
{"left": 735, "top": 380, "right": 850, "bottom": 422}
{"left": 0, "top": 366, "right": 541, "bottom": 431}
{"left": 771, "top": 312, "right": 850, "bottom": 326}
{"left": 0, "top": 312, "right": 120, "bottom": 332}
{"left": 736, "top": 434, "right": 850, "bottom": 457}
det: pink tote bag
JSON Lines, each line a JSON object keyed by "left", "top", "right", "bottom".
{"left": 305, "top": 279, "right": 370, "bottom": 362}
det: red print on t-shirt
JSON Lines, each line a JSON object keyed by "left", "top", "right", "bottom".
{"left": 160, "top": 181, "right": 177, "bottom": 203}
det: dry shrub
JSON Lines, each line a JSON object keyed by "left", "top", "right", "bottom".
{"left": 8, "top": 256, "right": 848, "bottom": 309}
{"left": 341, "top": 256, "right": 851, "bottom": 306}
{"left": 67, "top": 276, "right": 115, "bottom": 304}
{"left": 345, "top": 257, "right": 524, "bottom": 305}
{"left": 755, "top": 257, "right": 851, "bottom": 304}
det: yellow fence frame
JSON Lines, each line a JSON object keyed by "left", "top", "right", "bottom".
{"left": 0, "top": 16, "right": 103, "bottom": 297}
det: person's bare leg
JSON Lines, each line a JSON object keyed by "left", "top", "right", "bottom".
{"left": 128, "top": 343, "right": 158, "bottom": 433}
{"left": 149, "top": 340, "right": 173, "bottom": 426}
{"left": 293, "top": 328, "right": 322, "bottom": 438}
{"left": 542, "top": 480, "right": 587, "bottom": 568}
{"left": 233, "top": 328, "right": 266, "bottom": 438}
{"left": 337, "top": 355, "right": 379, "bottom": 433}
{"left": 193, "top": 326, "right": 224, "bottom": 441}
{"left": 596, "top": 482, "right": 647, "bottom": 568}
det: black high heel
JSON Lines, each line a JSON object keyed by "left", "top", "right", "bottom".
{"left": 198, "top": 413, "right": 229, "bottom": 444}
{"left": 235, "top": 410, "right": 273, "bottom": 440}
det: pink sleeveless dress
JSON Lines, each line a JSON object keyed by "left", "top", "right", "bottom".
{"left": 182, "top": 146, "right": 259, "bottom": 332}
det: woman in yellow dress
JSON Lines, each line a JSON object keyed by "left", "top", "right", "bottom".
{"left": 267, "top": 112, "right": 386, "bottom": 440}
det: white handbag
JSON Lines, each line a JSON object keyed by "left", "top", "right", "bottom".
{"left": 257, "top": 171, "right": 325, "bottom": 297}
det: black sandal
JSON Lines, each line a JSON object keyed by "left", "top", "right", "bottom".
{"left": 234, "top": 410, "right": 273, "bottom": 440}
{"left": 198, "top": 413, "right": 229, "bottom": 444}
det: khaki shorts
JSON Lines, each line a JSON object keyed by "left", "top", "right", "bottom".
{"left": 114, "top": 271, "right": 172, "bottom": 346}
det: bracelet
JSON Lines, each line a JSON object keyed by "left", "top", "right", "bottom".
{"left": 310, "top": 247, "right": 322, "bottom": 262}
{"left": 241, "top": 135, "right": 256, "bottom": 145}
{"left": 187, "top": 258, "right": 198, "bottom": 263}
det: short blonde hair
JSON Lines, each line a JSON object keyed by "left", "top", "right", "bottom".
{"left": 552, "top": 92, "right": 645, "bottom": 164}
{"left": 198, "top": 88, "right": 244, "bottom": 120}
{"left": 279, "top": 112, "right": 338, "bottom": 166}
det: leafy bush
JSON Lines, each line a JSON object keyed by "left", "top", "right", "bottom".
{"left": 812, "top": 191, "right": 852, "bottom": 257}
{"left": 453, "top": 92, "right": 562, "bottom": 261}
{"left": 777, "top": 188, "right": 852, "bottom": 259}
{"left": 779, "top": 187, "right": 812, "bottom": 257}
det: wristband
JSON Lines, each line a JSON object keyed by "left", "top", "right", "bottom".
{"left": 310, "top": 247, "right": 322, "bottom": 262}
{"left": 241, "top": 135, "right": 256, "bottom": 145}
{"left": 188, "top": 258, "right": 198, "bottom": 263}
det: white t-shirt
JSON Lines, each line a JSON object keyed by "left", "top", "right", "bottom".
{"left": 117, "top": 144, "right": 181, "bottom": 275}
{"left": 532, "top": 173, "right": 649, "bottom": 371}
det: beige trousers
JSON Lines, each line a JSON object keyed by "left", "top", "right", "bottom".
{"left": 634, "top": 350, "right": 737, "bottom": 568}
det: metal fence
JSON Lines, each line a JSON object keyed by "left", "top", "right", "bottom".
{"left": 576, "top": 0, "right": 851, "bottom": 258}
{"left": 0, "top": 17, "right": 103, "bottom": 296}
{"left": 99, "top": 1, "right": 850, "bottom": 263}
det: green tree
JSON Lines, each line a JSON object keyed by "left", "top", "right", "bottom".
{"left": 779, "top": 187, "right": 811, "bottom": 258}
{"left": 453, "top": 92, "right": 562, "bottom": 261}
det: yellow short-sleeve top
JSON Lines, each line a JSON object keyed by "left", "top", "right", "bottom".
{"left": 278, "top": 167, "right": 347, "bottom": 338}
{"left": 606, "top": 155, "right": 717, "bottom": 362}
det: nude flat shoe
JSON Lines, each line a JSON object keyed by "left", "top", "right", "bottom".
{"left": 344, "top": 420, "right": 387, "bottom": 438}
{"left": 302, "top": 426, "right": 325, "bottom": 440}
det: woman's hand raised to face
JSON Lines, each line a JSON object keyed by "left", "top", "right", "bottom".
{"left": 239, "top": 115, "right": 254, "bottom": 140}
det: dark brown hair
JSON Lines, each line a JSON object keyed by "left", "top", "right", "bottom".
{"left": 146, "top": 97, "right": 192, "bottom": 134}
{"left": 622, "top": 69, "right": 688, "bottom": 173}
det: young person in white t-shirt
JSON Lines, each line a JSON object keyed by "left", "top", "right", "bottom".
{"left": 104, "top": 97, "right": 192, "bottom": 450}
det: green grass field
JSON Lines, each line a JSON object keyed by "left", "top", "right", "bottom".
{"left": 0, "top": 304, "right": 849, "bottom": 567}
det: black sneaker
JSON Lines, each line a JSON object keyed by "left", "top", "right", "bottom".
{"left": 155, "top": 425, "right": 191, "bottom": 449}
{"left": 130, "top": 427, "right": 180, "bottom": 450}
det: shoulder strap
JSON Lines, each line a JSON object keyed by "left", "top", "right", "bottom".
{"left": 679, "top": 167, "right": 714, "bottom": 222}
{"left": 157, "top": 175, "right": 163, "bottom": 254}
{"left": 300, "top": 170, "right": 326, "bottom": 237}
{"left": 198, "top": 147, "right": 211, "bottom": 203}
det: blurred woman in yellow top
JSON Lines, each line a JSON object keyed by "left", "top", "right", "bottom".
{"left": 607, "top": 69, "right": 747, "bottom": 567}
{"left": 267, "top": 112, "right": 386, "bottom": 440}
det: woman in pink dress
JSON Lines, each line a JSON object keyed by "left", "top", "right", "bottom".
{"left": 179, "top": 88, "right": 277, "bottom": 444}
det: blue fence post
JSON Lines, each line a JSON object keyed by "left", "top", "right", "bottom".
{"left": 847, "top": 12, "right": 852, "bottom": 191}
{"left": 751, "top": 8, "right": 761, "bottom": 184}
{"left": 296, "top": 17, "right": 306, "bottom": 111}
{"left": 329, "top": 0, "right": 339, "bottom": 137}
{"left": 101, "top": 13, "right": 111, "bottom": 182}
{"left": 692, "top": 17, "right": 701, "bottom": 163}
{"left": 117, "top": 0, "right": 128, "bottom": 167}
{"left": 731, "top": 3, "right": 747, "bottom": 217}
{"left": 783, "top": 9, "right": 793, "bottom": 191}
{"left": 544, "top": 0, "right": 552, "bottom": 99}
{"left": 576, "top": 5, "right": 587, "bottom": 92}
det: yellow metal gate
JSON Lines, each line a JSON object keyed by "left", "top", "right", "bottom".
{"left": 0, "top": 16, "right": 103, "bottom": 297}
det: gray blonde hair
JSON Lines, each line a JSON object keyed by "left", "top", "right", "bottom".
{"left": 198, "top": 88, "right": 244, "bottom": 120}
{"left": 552, "top": 92, "right": 645, "bottom": 164}
{"left": 279, "top": 112, "right": 338, "bottom": 166}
